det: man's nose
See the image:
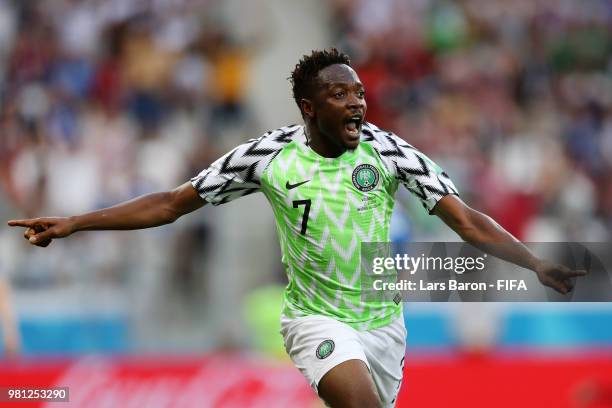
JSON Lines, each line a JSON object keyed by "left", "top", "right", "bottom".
{"left": 346, "top": 93, "right": 364, "bottom": 110}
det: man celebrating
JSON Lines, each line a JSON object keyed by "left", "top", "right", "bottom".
{"left": 8, "top": 49, "right": 585, "bottom": 408}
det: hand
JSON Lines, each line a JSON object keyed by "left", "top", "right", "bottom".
{"left": 534, "top": 260, "right": 588, "bottom": 294}
{"left": 7, "top": 217, "right": 75, "bottom": 247}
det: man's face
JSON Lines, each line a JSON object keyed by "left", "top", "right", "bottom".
{"left": 304, "top": 64, "right": 367, "bottom": 150}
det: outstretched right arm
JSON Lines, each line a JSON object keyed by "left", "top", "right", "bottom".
{"left": 8, "top": 125, "right": 298, "bottom": 247}
{"left": 7, "top": 182, "right": 206, "bottom": 247}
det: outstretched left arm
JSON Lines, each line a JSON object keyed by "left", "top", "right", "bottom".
{"left": 432, "top": 195, "right": 587, "bottom": 293}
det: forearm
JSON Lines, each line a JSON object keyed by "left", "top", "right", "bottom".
{"left": 8, "top": 182, "right": 206, "bottom": 245}
{"left": 459, "top": 210, "right": 540, "bottom": 271}
{"left": 72, "top": 191, "right": 180, "bottom": 233}
{"left": 434, "top": 196, "right": 584, "bottom": 293}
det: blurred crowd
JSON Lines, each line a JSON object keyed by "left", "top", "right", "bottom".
{"left": 0, "top": 0, "right": 263, "bottom": 349}
{"left": 0, "top": 0, "right": 258, "bottom": 289}
{"left": 0, "top": 0, "right": 255, "bottom": 219}
{"left": 0, "top": 0, "right": 611, "bottom": 353}
{"left": 330, "top": 0, "right": 612, "bottom": 241}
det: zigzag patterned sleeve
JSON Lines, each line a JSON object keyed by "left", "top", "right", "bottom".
{"left": 373, "top": 129, "right": 459, "bottom": 213}
{"left": 190, "top": 126, "right": 298, "bottom": 205}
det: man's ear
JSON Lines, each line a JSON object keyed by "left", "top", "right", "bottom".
{"left": 301, "top": 98, "right": 315, "bottom": 119}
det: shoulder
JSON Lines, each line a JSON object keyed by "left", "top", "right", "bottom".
{"left": 219, "top": 124, "right": 304, "bottom": 169}
{"left": 360, "top": 122, "right": 416, "bottom": 157}
{"left": 197, "top": 124, "right": 304, "bottom": 179}
{"left": 249, "top": 124, "right": 305, "bottom": 147}
{"left": 360, "top": 122, "right": 420, "bottom": 177}
{"left": 190, "top": 124, "right": 305, "bottom": 204}
{"left": 234, "top": 123, "right": 305, "bottom": 173}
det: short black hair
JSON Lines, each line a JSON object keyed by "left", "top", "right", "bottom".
{"left": 289, "top": 48, "right": 351, "bottom": 114}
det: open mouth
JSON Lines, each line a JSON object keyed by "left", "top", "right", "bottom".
{"left": 344, "top": 114, "right": 363, "bottom": 138}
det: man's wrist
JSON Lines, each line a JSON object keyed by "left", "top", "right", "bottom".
{"left": 67, "top": 216, "right": 80, "bottom": 234}
{"left": 530, "top": 257, "right": 544, "bottom": 273}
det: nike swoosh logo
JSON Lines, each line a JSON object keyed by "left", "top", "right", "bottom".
{"left": 286, "top": 180, "right": 310, "bottom": 190}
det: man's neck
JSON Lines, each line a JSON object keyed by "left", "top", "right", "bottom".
{"left": 305, "top": 123, "right": 346, "bottom": 159}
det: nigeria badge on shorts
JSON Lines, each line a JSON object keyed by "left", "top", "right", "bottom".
{"left": 316, "top": 339, "right": 335, "bottom": 359}
{"left": 352, "top": 164, "right": 380, "bottom": 192}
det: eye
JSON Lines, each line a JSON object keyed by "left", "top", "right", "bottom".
{"left": 334, "top": 91, "right": 345, "bottom": 99}
{"left": 357, "top": 90, "right": 365, "bottom": 98}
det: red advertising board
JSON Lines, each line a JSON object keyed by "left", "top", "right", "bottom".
{"left": 0, "top": 353, "right": 611, "bottom": 407}
{"left": 397, "top": 352, "right": 612, "bottom": 408}
{"left": 0, "top": 354, "right": 318, "bottom": 408}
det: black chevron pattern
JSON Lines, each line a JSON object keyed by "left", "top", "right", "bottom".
{"left": 363, "top": 122, "right": 459, "bottom": 212}
{"left": 190, "top": 125, "right": 300, "bottom": 205}
{"left": 191, "top": 172, "right": 209, "bottom": 191}
{"left": 244, "top": 138, "right": 278, "bottom": 157}
{"left": 361, "top": 128, "right": 375, "bottom": 141}
{"left": 406, "top": 185, "right": 427, "bottom": 200}
{"left": 274, "top": 126, "right": 300, "bottom": 143}
{"left": 422, "top": 181, "right": 448, "bottom": 196}
{"left": 191, "top": 121, "right": 458, "bottom": 208}
{"left": 243, "top": 161, "right": 260, "bottom": 185}
{"left": 219, "top": 150, "right": 249, "bottom": 175}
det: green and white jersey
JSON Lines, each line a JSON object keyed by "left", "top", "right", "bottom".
{"left": 191, "top": 122, "right": 458, "bottom": 330}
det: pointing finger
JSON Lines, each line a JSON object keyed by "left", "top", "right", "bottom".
{"left": 564, "top": 269, "right": 588, "bottom": 278}
{"left": 8, "top": 219, "right": 38, "bottom": 228}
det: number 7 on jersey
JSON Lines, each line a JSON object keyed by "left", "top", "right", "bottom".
{"left": 292, "top": 199, "right": 311, "bottom": 235}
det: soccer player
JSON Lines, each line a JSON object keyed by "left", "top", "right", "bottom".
{"left": 8, "top": 49, "right": 585, "bottom": 408}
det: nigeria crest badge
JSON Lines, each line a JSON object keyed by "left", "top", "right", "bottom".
{"left": 352, "top": 164, "right": 380, "bottom": 192}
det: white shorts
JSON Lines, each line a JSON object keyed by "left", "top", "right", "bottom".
{"left": 280, "top": 314, "right": 407, "bottom": 407}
